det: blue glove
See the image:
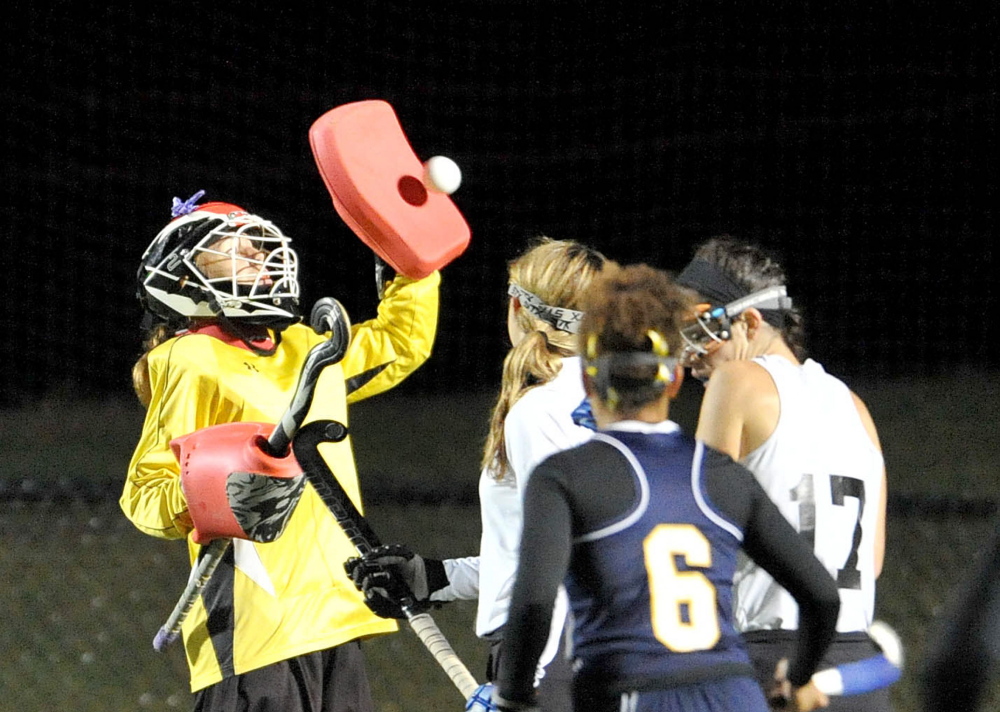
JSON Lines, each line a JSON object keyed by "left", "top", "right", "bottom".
{"left": 571, "top": 397, "right": 597, "bottom": 430}
{"left": 465, "top": 683, "right": 496, "bottom": 712}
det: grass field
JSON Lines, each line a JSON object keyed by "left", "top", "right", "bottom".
{"left": 2, "top": 367, "right": 999, "bottom": 711}
{"left": 1, "top": 500, "right": 995, "bottom": 712}
{"left": 0, "top": 500, "right": 486, "bottom": 711}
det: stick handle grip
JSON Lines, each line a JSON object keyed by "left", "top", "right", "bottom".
{"left": 153, "top": 538, "right": 231, "bottom": 652}
{"left": 812, "top": 621, "right": 903, "bottom": 696}
{"left": 405, "top": 612, "right": 480, "bottom": 698}
{"left": 295, "top": 420, "right": 483, "bottom": 700}
{"left": 812, "top": 654, "right": 902, "bottom": 696}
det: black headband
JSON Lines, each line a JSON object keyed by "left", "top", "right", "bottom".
{"left": 675, "top": 259, "right": 748, "bottom": 306}
{"left": 676, "top": 258, "right": 790, "bottom": 328}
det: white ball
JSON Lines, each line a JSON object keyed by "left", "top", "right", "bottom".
{"left": 423, "top": 155, "right": 462, "bottom": 195}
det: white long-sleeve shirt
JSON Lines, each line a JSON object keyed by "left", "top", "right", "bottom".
{"left": 435, "top": 357, "right": 594, "bottom": 658}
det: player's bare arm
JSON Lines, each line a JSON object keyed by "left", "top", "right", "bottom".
{"left": 851, "top": 391, "right": 888, "bottom": 578}
{"left": 696, "top": 359, "right": 779, "bottom": 460}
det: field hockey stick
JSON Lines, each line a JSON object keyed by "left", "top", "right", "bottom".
{"left": 261, "top": 297, "right": 351, "bottom": 457}
{"left": 152, "top": 536, "right": 232, "bottom": 651}
{"left": 153, "top": 298, "right": 352, "bottom": 652}
{"left": 292, "top": 419, "right": 481, "bottom": 698}
{"left": 811, "top": 620, "right": 904, "bottom": 696}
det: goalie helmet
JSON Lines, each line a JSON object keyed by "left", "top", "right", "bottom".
{"left": 137, "top": 192, "right": 301, "bottom": 329}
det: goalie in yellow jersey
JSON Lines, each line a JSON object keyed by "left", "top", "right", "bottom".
{"left": 121, "top": 191, "right": 440, "bottom": 712}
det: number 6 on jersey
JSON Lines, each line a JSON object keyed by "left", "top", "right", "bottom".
{"left": 645, "top": 524, "right": 721, "bottom": 652}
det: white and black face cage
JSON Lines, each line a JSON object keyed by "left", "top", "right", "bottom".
{"left": 138, "top": 209, "right": 301, "bottom": 327}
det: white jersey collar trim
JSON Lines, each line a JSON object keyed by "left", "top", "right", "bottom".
{"left": 602, "top": 419, "right": 681, "bottom": 435}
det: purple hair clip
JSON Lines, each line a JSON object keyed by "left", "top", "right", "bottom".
{"left": 170, "top": 189, "right": 207, "bottom": 218}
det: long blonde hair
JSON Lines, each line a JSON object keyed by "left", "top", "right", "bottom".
{"left": 481, "top": 237, "right": 606, "bottom": 479}
{"left": 131, "top": 322, "right": 177, "bottom": 408}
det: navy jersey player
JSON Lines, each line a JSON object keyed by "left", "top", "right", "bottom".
{"left": 493, "top": 263, "right": 840, "bottom": 712}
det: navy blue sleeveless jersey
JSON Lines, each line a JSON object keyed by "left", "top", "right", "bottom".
{"left": 567, "top": 428, "right": 752, "bottom": 693}
{"left": 495, "top": 420, "right": 839, "bottom": 707}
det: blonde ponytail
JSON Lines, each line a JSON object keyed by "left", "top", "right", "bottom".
{"left": 481, "top": 237, "right": 605, "bottom": 479}
{"left": 131, "top": 323, "right": 176, "bottom": 408}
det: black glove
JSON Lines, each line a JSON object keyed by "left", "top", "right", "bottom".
{"left": 374, "top": 254, "right": 397, "bottom": 300}
{"left": 492, "top": 691, "right": 539, "bottom": 712}
{"left": 344, "top": 543, "right": 443, "bottom": 619}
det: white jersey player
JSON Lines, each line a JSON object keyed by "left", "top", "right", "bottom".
{"left": 345, "top": 237, "right": 608, "bottom": 712}
{"left": 675, "top": 236, "right": 892, "bottom": 712}
{"left": 734, "top": 354, "right": 882, "bottom": 635}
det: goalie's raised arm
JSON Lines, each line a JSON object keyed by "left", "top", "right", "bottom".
{"left": 340, "top": 269, "right": 441, "bottom": 404}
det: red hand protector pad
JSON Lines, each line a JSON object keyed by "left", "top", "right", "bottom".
{"left": 309, "top": 100, "right": 471, "bottom": 279}
{"left": 172, "top": 422, "right": 304, "bottom": 545}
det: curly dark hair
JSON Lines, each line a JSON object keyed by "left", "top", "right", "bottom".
{"left": 579, "top": 262, "right": 695, "bottom": 414}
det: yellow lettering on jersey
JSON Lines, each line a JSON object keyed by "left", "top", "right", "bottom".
{"left": 644, "top": 524, "right": 721, "bottom": 652}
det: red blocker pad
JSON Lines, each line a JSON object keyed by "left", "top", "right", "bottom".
{"left": 309, "top": 100, "right": 471, "bottom": 279}
{"left": 171, "top": 422, "right": 306, "bottom": 545}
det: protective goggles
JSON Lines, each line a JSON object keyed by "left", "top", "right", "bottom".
{"left": 680, "top": 285, "right": 791, "bottom": 364}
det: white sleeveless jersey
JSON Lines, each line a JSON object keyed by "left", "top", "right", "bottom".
{"left": 733, "top": 355, "right": 883, "bottom": 634}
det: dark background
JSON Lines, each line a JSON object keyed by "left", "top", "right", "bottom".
{"left": 2, "top": 6, "right": 999, "bottom": 710}
{"left": 2, "top": 2, "right": 997, "bottom": 406}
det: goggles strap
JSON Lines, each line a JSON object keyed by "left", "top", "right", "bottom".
{"left": 722, "top": 285, "right": 791, "bottom": 321}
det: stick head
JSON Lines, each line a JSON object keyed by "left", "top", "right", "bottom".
{"left": 309, "top": 100, "right": 471, "bottom": 279}
{"left": 153, "top": 627, "right": 179, "bottom": 653}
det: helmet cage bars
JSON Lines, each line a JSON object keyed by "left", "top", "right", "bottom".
{"left": 139, "top": 205, "right": 301, "bottom": 327}
{"left": 679, "top": 285, "right": 791, "bottom": 364}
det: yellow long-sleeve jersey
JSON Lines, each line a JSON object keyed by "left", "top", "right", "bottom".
{"left": 121, "top": 272, "right": 439, "bottom": 692}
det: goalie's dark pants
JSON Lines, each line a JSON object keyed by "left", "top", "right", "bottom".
{"left": 192, "top": 640, "right": 374, "bottom": 712}
{"left": 487, "top": 625, "right": 574, "bottom": 712}
{"left": 743, "top": 630, "right": 895, "bottom": 712}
